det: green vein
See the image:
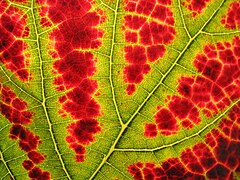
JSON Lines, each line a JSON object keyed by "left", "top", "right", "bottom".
{"left": 98, "top": 0, "right": 115, "bottom": 11}
{"left": 177, "top": 0, "right": 191, "bottom": 38}
{"left": 30, "top": 0, "right": 72, "bottom": 179}
{"left": 0, "top": 142, "right": 17, "bottom": 154}
{"left": 6, "top": 154, "right": 26, "bottom": 162}
{"left": 0, "top": 124, "right": 10, "bottom": 134}
{"left": 123, "top": 0, "right": 226, "bottom": 137}
{"left": 0, "top": 150, "right": 15, "bottom": 180}
{"left": 89, "top": 0, "right": 121, "bottom": 179}
{"left": 0, "top": 66, "right": 41, "bottom": 103}
{"left": 89, "top": 0, "right": 226, "bottom": 178}
{"left": 108, "top": 0, "right": 123, "bottom": 126}
{"left": 201, "top": 30, "right": 240, "bottom": 36}
{"left": 115, "top": 99, "right": 240, "bottom": 152}
{"left": 175, "top": 62, "right": 199, "bottom": 74}
{"left": 38, "top": 24, "right": 59, "bottom": 36}
{"left": 105, "top": 162, "right": 132, "bottom": 179}
{"left": 7, "top": 0, "right": 30, "bottom": 9}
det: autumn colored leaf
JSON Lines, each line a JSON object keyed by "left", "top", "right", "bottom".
{"left": 0, "top": 0, "right": 239, "bottom": 179}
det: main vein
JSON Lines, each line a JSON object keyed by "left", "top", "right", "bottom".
{"left": 89, "top": 0, "right": 226, "bottom": 178}
{"left": 89, "top": 0, "right": 121, "bottom": 177}
{"left": 115, "top": 98, "right": 240, "bottom": 152}
{"left": 30, "top": 0, "right": 72, "bottom": 179}
{"left": 109, "top": 0, "right": 123, "bottom": 126}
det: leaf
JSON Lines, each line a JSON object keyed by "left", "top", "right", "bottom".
{"left": 0, "top": 0, "right": 240, "bottom": 179}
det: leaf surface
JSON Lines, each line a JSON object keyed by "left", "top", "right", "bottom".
{"left": 0, "top": 0, "right": 240, "bottom": 179}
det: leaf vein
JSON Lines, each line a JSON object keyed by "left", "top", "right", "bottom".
{"left": 30, "top": 0, "right": 72, "bottom": 179}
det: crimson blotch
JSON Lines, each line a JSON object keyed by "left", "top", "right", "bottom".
{"left": 0, "top": 85, "right": 50, "bottom": 179}
{"left": 37, "top": 0, "right": 105, "bottom": 163}
{"left": 123, "top": 0, "right": 176, "bottom": 95}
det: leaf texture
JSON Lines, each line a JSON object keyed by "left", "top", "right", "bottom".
{"left": 0, "top": 0, "right": 240, "bottom": 179}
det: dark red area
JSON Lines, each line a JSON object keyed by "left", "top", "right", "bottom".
{"left": 0, "top": 86, "right": 32, "bottom": 125}
{"left": 126, "top": 84, "right": 136, "bottom": 95}
{"left": 28, "top": 167, "right": 50, "bottom": 180}
{"left": 123, "top": 0, "right": 176, "bottom": 95}
{"left": 22, "top": 160, "right": 34, "bottom": 171}
{"left": 144, "top": 123, "right": 157, "bottom": 138}
{"left": 0, "top": 85, "right": 50, "bottom": 179}
{"left": 53, "top": 51, "right": 100, "bottom": 119}
{"left": 221, "top": 2, "right": 240, "bottom": 29}
{"left": 181, "top": 148, "right": 204, "bottom": 173}
{"left": 124, "top": 64, "right": 150, "bottom": 84}
{"left": 168, "top": 96, "right": 200, "bottom": 128}
{"left": 123, "top": 45, "right": 151, "bottom": 95}
{"left": 147, "top": 45, "right": 166, "bottom": 62}
{"left": 125, "top": 31, "right": 138, "bottom": 43}
{"left": 219, "top": 104, "right": 240, "bottom": 141}
{"left": 129, "top": 103, "right": 240, "bottom": 179}
{"left": 145, "top": 36, "right": 240, "bottom": 137}
{"left": 28, "top": 151, "right": 45, "bottom": 164}
{"left": 66, "top": 119, "right": 101, "bottom": 162}
{"left": 128, "top": 159, "right": 205, "bottom": 180}
{"left": 153, "top": 108, "right": 179, "bottom": 136}
{"left": 0, "top": 0, "right": 30, "bottom": 81}
{"left": 37, "top": 0, "right": 105, "bottom": 163}
{"left": 11, "top": 125, "right": 40, "bottom": 152}
{"left": 192, "top": 143, "right": 216, "bottom": 170}
{"left": 182, "top": 0, "right": 211, "bottom": 17}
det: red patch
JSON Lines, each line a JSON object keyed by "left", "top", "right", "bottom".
{"left": 221, "top": 2, "right": 240, "bottom": 29}
{"left": 192, "top": 143, "right": 216, "bottom": 170}
{"left": 0, "top": 86, "right": 50, "bottom": 179}
{"left": 181, "top": 149, "right": 204, "bottom": 173}
{"left": 168, "top": 96, "right": 200, "bottom": 128}
{"left": 129, "top": 159, "right": 205, "bottom": 179}
{"left": 144, "top": 123, "right": 157, "bottom": 138}
{"left": 28, "top": 151, "right": 45, "bottom": 164}
{"left": 206, "top": 164, "right": 232, "bottom": 179}
{"left": 123, "top": 0, "right": 176, "bottom": 95}
{"left": 125, "top": 46, "right": 147, "bottom": 64}
{"left": 153, "top": 108, "right": 179, "bottom": 136}
{"left": 28, "top": 167, "right": 50, "bottom": 180}
{"left": 37, "top": 0, "right": 105, "bottom": 162}
{"left": 0, "top": 0, "right": 30, "bottom": 81}
{"left": 0, "top": 86, "right": 32, "bottom": 125}
{"left": 51, "top": 18, "right": 104, "bottom": 53}
{"left": 219, "top": 104, "right": 240, "bottom": 141}
{"left": 125, "top": 31, "right": 138, "bottom": 43}
{"left": 126, "top": 84, "right": 137, "bottom": 95}
{"left": 129, "top": 103, "right": 240, "bottom": 179}
{"left": 22, "top": 160, "right": 34, "bottom": 171}
{"left": 147, "top": 45, "right": 166, "bottom": 62}
{"left": 182, "top": 0, "right": 211, "bottom": 17}
{"left": 124, "top": 64, "right": 150, "bottom": 83}
{"left": 66, "top": 119, "right": 101, "bottom": 162}
{"left": 146, "top": 37, "right": 240, "bottom": 136}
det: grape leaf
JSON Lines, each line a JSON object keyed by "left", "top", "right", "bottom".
{"left": 0, "top": 0, "right": 240, "bottom": 179}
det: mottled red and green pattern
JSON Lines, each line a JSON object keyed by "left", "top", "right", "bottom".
{"left": 0, "top": 0, "right": 239, "bottom": 179}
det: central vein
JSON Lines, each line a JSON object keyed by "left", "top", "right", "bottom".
{"left": 30, "top": 0, "right": 72, "bottom": 179}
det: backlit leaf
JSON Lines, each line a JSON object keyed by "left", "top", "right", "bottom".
{"left": 0, "top": 0, "right": 239, "bottom": 179}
